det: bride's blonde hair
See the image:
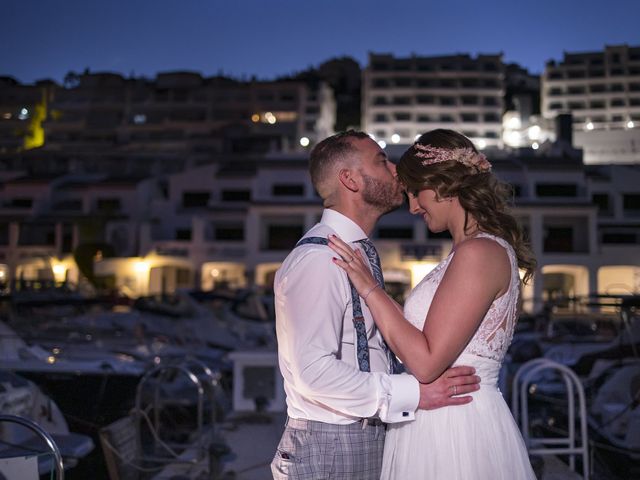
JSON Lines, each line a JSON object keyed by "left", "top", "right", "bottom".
{"left": 397, "top": 129, "right": 536, "bottom": 284}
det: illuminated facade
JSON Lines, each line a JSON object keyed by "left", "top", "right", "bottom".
{"left": 0, "top": 147, "right": 638, "bottom": 309}
{"left": 542, "top": 44, "right": 640, "bottom": 163}
{"left": 362, "top": 53, "right": 505, "bottom": 149}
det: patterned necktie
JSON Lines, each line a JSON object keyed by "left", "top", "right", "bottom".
{"left": 357, "top": 239, "right": 403, "bottom": 374}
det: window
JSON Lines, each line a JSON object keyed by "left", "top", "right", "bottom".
{"left": 483, "top": 97, "right": 498, "bottom": 106}
{"left": 221, "top": 189, "right": 251, "bottom": 202}
{"left": 543, "top": 227, "right": 574, "bottom": 253}
{"left": 589, "top": 101, "right": 605, "bottom": 109}
{"left": 602, "top": 233, "right": 636, "bottom": 244}
{"left": 266, "top": 225, "right": 304, "bottom": 250}
{"left": 394, "top": 77, "right": 412, "bottom": 87}
{"left": 610, "top": 98, "right": 625, "bottom": 107}
{"left": 376, "top": 227, "right": 413, "bottom": 239}
{"left": 623, "top": 194, "right": 640, "bottom": 213}
{"left": 461, "top": 96, "right": 479, "bottom": 105}
{"left": 417, "top": 115, "right": 432, "bottom": 123}
{"left": 549, "top": 102, "right": 564, "bottom": 110}
{"left": 8, "top": 198, "right": 33, "bottom": 208}
{"left": 96, "top": 198, "right": 122, "bottom": 212}
{"left": 214, "top": 225, "right": 244, "bottom": 241}
{"left": 182, "top": 192, "right": 210, "bottom": 208}
{"left": 461, "top": 113, "right": 478, "bottom": 122}
{"left": 461, "top": 79, "right": 479, "bottom": 88}
{"left": 536, "top": 184, "right": 578, "bottom": 197}
{"left": 176, "top": 229, "right": 191, "bottom": 240}
{"left": 590, "top": 84, "right": 606, "bottom": 93}
{"left": 374, "top": 113, "right": 389, "bottom": 122}
{"left": 392, "top": 96, "right": 411, "bottom": 105}
{"left": 373, "top": 79, "right": 390, "bottom": 88}
{"left": 416, "top": 95, "right": 435, "bottom": 104}
{"left": 440, "top": 97, "right": 456, "bottom": 106}
{"left": 592, "top": 193, "right": 611, "bottom": 215}
{"left": 610, "top": 84, "right": 625, "bottom": 92}
{"left": 439, "top": 114, "right": 454, "bottom": 123}
{"left": 484, "top": 113, "right": 500, "bottom": 123}
{"left": 567, "top": 86, "right": 585, "bottom": 95}
{"left": 373, "top": 97, "right": 388, "bottom": 106}
{"left": 272, "top": 184, "right": 304, "bottom": 196}
{"left": 394, "top": 112, "right": 411, "bottom": 121}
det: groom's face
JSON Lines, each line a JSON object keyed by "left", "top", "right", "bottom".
{"left": 353, "top": 137, "right": 404, "bottom": 214}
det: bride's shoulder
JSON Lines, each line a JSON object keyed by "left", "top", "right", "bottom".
{"left": 451, "top": 236, "right": 510, "bottom": 270}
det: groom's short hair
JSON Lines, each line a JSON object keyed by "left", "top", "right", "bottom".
{"left": 309, "top": 130, "right": 370, "bottom": 199}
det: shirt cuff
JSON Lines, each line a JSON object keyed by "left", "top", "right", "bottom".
{"left": 379, "top": 373, "right": 419, "bottom": 423}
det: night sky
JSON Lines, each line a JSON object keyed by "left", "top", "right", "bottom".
{"left": 2, "top": 0, "right": 639, "bottom": 84}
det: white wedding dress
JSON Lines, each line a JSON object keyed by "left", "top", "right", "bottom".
{"left": 380, "top": 233, "right": 536, "bottom": 479}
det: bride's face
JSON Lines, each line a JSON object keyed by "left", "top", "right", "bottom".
{"left": 408, "top": 188, "right": 452, "bottom": 233}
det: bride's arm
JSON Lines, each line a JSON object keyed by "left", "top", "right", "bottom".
{"left": 330, "top": 236, "right": 509, "bottom": 383}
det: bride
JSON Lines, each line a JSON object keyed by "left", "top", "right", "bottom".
{"left": 329, "top": 129, "right": 537, "bottom": 479}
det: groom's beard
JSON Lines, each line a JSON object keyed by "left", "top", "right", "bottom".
{"left": 361, "top": 173, "right": 404, "bottom": 215}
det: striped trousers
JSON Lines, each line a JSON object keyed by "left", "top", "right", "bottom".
{"left": 271, "top": 417, "right": 386, "bottom": 480}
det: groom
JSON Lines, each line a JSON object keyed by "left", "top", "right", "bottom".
{"left": 271, "top": 131, "right": 480, "bottom": 479}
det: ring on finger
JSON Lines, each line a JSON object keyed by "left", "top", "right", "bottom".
{"left": 346, "top": 256, "right": 354, "bottom": 263}
{"left": 453, "top": 385, "right": 457, "bottom": 396}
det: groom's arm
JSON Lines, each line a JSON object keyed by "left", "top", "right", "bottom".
{"left": 417, "top": 366, "right": 480, "bottom": 410}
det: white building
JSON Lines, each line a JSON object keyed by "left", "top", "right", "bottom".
{"left": 362, "top": 53, "right": 504, "bottom": 149}
{"left": 542, "top": 44, "right": 640, "bottom": 164}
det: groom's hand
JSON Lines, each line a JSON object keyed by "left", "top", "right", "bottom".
{"left": 417, "top": 366, "right": 480, "bottom": 410}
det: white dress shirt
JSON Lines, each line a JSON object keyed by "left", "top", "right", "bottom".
{"left": 274, "top": 209, "right": 419, "bottom": 424}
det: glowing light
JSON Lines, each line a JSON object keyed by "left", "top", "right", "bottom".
{"left": 368, "top": 133, "right": 376, "bottom": 140}
{"left": 377, "top": 140, "right": 387, "bottom": 149}
{"left": 409, "top": 262, "right": 438, "bottom": 288}
{"left": 2, "top": 113, "right": 11, "bottom": 120}
{"left": 53, "top": 264, "right": 66, "bottom": 276}
{"left": 532, "top": 142, "right": 539, "bottom": 150}
{"left": 506, "top": 116, "right": 521, "bottom": 130}
{"left": 586, "top": 122, "right": 594, "bottom": 131}
{"left": 47, "top": 356, "right": 56, "bottom": 364}
{"left": 211, "top": 268, "right": 220, "bottom": 278}
{"left": 476, "top": 139, "right": 487, "bottom": 150}
{"left": 134, "top": 261, "right": 149, "bottom": 273}
{"left": 251, "top": 113, "right": 260, "bottom": 123}
{"left": 264, "top": 112, "right": 277, "bottom": 124}
{"left": 0, "top": 271, "right": 5, "bottom": 279}
{"left": 391, "top": 134, "right": 400, "bottom": 144}
{"left": 506, "top": 131, "right": 521, "bottom": 146}
{"left": 18, "top": 108, "right": 29, "bottom": 120}
{"left": 52, "top": 347, "right": 61, "bottom": 355}
{"left": 133, "top": 114, "right": 146, "bottom": 124}
{"left": 627, "top": 120, "right": 635, "bottom": 129}
{"left": 528, "top": 125, "right": 541, "bottom": 140}
{"left": 299, "top": 136, "right": 310, "bottom": 147}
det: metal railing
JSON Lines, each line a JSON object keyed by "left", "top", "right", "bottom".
{"left": 0, "top": 414, "right": 64, "bottom": 480}
{"left": 512, "top": 358, "right": 589, "bottom": 479}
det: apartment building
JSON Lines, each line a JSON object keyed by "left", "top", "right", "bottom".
{"left": 3, "top": 71, "right": 335, "bottom": 158}
{"left": 542, "top": 44, "right": 640, "bottom": 163}
{"left": 362, "top": 53, "right": 505, "bottom": 149}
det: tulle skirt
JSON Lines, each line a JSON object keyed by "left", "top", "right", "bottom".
{"left": 381, "top": 354, "right": 535, "bottom": 479}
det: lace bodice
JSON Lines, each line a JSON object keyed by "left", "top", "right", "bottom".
{"left": 403, "top": 233, "right": 520, "bottom": 363}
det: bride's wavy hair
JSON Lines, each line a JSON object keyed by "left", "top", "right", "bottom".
{"left": 397, "top": 129, "right": 536, "bottom": 284}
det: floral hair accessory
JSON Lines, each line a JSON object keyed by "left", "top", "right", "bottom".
{"left": 412, "top": 143, "right": 492, "bottom": 173}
